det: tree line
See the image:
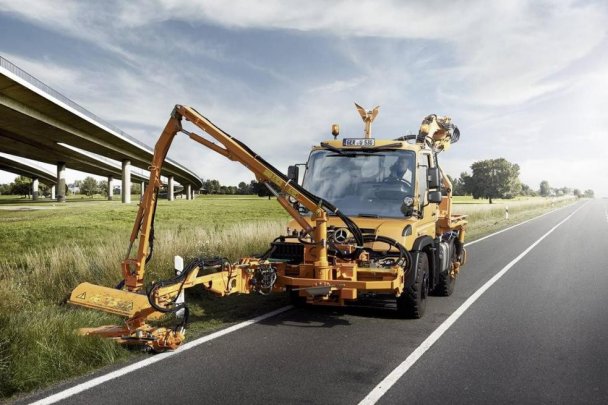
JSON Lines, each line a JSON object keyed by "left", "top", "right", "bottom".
{"left": 448, "top": 158, "right": 594, "bottom": 202}
{"left": 201, "top": 179, "right": 271, "bottom": 196}
{"left": 0, "top": 176, "right": 272, "bottom": 197}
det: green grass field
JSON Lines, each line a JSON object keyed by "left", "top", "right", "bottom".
{"left": 0, "top": 194, "right": 577, "bottom": 399}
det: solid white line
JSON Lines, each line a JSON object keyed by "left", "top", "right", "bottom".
{"left": 359, "top": 202, "right": 587, "bottom": 405}
{"left": 30, "top": 305, "right": 293, "bottom": 405}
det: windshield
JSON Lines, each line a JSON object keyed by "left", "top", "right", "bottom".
{"left": 302, "top": 149, "right": 416, "bottom": 217}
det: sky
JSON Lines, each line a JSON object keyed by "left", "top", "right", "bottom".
{"left": 0, "top": 0, "right": 607, "bottom": 197}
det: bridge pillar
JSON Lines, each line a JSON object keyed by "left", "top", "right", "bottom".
{"left": 56, "top": 162, "right": 66, "bottom": 202}
{"left": 50, "top": 185, "right": 56, "bottom": 200}
{"left": 122, "top": 160, "right": 131, "bottom": 204}
{"left": 32, "top": 177, "right": 39, "bottom": 200}
{"left": 107, "top": 176, "right": 114, "bottom": 201}
{"left": 186, "top": 184, "right": 192, "bottom": 200}
{"left": 168, "top": 176, "right": 174, "bottom": 201}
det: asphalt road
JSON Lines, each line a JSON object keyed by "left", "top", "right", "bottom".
{"left": 23, "top": 199, "right": 608, "bottom": 404}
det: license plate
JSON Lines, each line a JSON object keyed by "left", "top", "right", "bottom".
{"left": 342, "top": 138, "right": 375, "bottom": 147}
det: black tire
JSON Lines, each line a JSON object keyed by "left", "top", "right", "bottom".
{"left": 397, "top": 253, "right": 429, "bottom": 319}
{"left": 434, "top": 241, "right": 456, "bottom": 297}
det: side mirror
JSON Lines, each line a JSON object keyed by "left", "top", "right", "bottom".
{"left": 428, "top": 190, "right": 442, "bottom": 204}
{"left": 427, "top": 167, "right": 441, "bottom": 189}
{"left": 287, "top": 165, "right": 299, "bottom": 183}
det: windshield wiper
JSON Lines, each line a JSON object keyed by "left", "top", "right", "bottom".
{"left": 357, "top": 213, "right": 380, "bottom": 218}
{"left": 320, "top": 142, "right": 344, "bottom": 155}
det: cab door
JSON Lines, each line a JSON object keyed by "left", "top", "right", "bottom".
{"left": 415, "top": 152, "right": 437, "bottom": 238}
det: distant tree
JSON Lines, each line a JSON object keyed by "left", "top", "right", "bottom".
{"left": 219, "top": 185, "right": 236, "bottom": 195}
{"left": 237, "top": 181, "right": 252, "bottom": 195}
{"left": 99, "top": 180, "right": 109, "bottom": 197}
{"left": 446, "top": 174, "right": 465, "bottom": 196}
{"left": 459, "top": 172, "right": 473, "bottom": 196}
{"left": 249, "top": 180, "right": 258, "bottom": 193}
{"left": 80, "top": 176, "right": 99, "bottom": 197}
{"left": 250, "top": 180, "right": 272, "bottom": 198}
{"left": 521, "top": 183, "right": 537, "bottom": 197}
{"left": 467, "top": 158, "right": 520, "bottom": 204}
{"left": 583, "top": 189, "right": 595, "bottom": 198}
{"left": 131, "top": 183, "right": 141, "bottom": 195}
{"left": 539, "top": 180, "right": 551, "bottom": 197}
{"left": 11, "top": 176, "right": 31, "bottom": 198}
{"left": 508, "top": 179, "right": 523, "bottom": 198}
{"left": 0, "top": 183, "right": 11, "bottom": 195}
{"left": 39, "top": 183, "right": 50, "bottom": 197}
{"left": 573, "top": 189, "right": 582, "bottom": 198}
{"left": 203, "top": 179, "right": 221, "bottom": 194}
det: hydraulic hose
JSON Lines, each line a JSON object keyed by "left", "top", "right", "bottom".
{"left": 146, "top": 257, "right": 228, "bottom": 325}
{"left": 362, "top": 234, "right": 412, "bottom": 270}
{"left": 145, "top": 189, "right": 159, "bottom": 264}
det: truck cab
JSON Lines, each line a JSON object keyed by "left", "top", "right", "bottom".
{"left": 277, "top": 113, "right": 467, "bottom": 317}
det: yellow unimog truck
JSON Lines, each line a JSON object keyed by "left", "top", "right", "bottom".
{"left": 69, "top": 103, "right": 467, "bottom": 351}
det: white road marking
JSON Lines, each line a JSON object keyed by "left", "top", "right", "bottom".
{"left": 30, "top": 305, "right": 293, "bottom": 405}
{"left": 359, "top": 202, "right": 586, "bottom": 405}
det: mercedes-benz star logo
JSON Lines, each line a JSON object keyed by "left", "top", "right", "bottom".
{"left": 333, "top": 228, "right": 349, "bottom": 243}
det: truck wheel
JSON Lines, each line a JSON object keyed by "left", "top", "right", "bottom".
{"left": 397, "top": 253, "right": 429, "bottom": 319}
{"left": 289, "top": 288, "right": 306, "bottom": 307}
{"left": 434, "top": 241, "right": 456, "bottom": 297}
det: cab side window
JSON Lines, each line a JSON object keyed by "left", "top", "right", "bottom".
{"left": 417, "top": 153, "right": 432, "bottom": 210}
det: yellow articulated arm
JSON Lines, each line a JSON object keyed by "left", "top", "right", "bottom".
{"left": 120, "top": 105, "right": 324, "bottom": 293}
{"left": 69, "top": 105, "right": 344, "bottom": 351}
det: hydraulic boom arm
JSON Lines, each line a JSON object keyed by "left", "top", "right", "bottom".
{"left": 123, "top": 105, "right": 339, "bottom": 292}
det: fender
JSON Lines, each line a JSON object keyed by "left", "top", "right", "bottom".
{"left": 405, "top": 236, "right": 436, "bottom": 288}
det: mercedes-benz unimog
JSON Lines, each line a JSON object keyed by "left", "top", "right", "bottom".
{"left": 69, "top": 103, "right": 467, "bottom": 351}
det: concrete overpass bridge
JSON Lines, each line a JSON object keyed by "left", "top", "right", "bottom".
{"left": 0, "top": 153, "right": 56, "bottom": 199}
{"left": 0, "top": 55, "right": 202, "bottom": 203}
{"left": 0, "top": 150, "right": 149, "bottom": 200}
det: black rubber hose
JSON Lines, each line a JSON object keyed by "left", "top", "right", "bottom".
{"left": 362, "top": 234, "right": 412, "bottom": 270}
{"left": 146, "top": 258, "right": 204, "bottom": 314}
{"left": 145, "top": 189, "right": 160, "bottom": 264}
